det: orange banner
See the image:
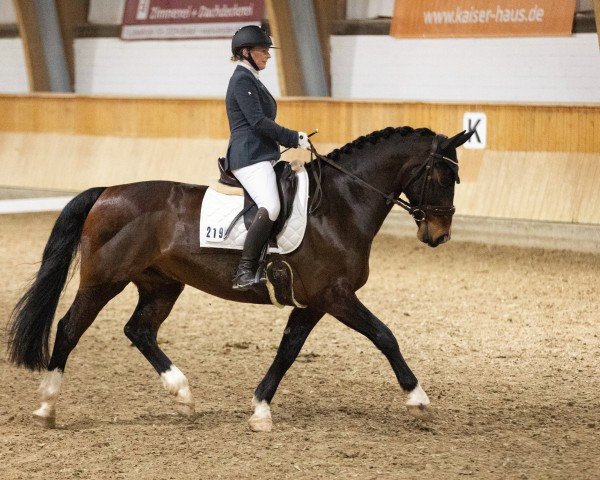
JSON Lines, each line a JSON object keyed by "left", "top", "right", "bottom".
{"left": 391, "top": 0, "right": 576, "bottom": 38}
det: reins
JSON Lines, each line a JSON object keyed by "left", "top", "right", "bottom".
{"left": 306, "top": 135, "right": 458, "bottom": 222}
{"left": 307, "top": 140, "right": 410, "bottom": 213}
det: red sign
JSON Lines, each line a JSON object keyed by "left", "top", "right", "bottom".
{"left": 121, "top": 0, "right": 264, "bottom": 40}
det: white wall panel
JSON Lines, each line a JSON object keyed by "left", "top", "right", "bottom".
{"left": 0, "top": 0, "right": 17, "bottom": 23}
{"left": 0, "top": 39, "right": 28, "bottom": 93}
{"left": 88, "top": 0, "right": 125, "bottom": 25}
{"left": 346, "top": 0, "right": 394, "bottom": 19}
{"left": 331, "top": 34, "right": 600, "bottom": 103}
{"left": 74, "top": 38, "right": 281, "bottom": 97}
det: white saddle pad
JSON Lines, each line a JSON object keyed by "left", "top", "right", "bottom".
{"left": 200, "top": 167, "right": 309, "bottom": 254}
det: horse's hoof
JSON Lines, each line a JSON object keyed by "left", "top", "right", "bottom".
{"left": 176, "top": 402, "right": 195, "bottom": 417}
{"left": 406, "top": 403, "right": 431, "bottom": 420}
{"left": 248, "top": 415, "right": 272, "bottom": 432}
{"left": 32, "top": 411, "right": 56, "bottom": 429}
{"left": 406, "top": 383, "right": 431, "bottom": 420}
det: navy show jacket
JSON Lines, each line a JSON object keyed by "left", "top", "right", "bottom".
{"left": 224, "top": 65, "right": 299, "bottom": 170}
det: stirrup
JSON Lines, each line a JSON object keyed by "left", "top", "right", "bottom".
{"left": 232, "top": 272, "right": 255, "bottom": 291}
{"left": 232, "top": 267, "right": 266, "bottom": 291}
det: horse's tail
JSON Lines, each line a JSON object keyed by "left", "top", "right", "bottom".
{"left": 6, "top": 187, "right": 106, "bottom": 371}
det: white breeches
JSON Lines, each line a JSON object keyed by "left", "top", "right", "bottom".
{"left": 232, "top": 161, "right": 281, "bottom": 221}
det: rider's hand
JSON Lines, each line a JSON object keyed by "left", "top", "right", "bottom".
{"left": 297, "top": 131, "right": 311, "bottom": 150}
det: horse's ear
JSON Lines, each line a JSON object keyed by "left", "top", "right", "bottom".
{"left": 440, "top": 130, "right": 475, "bottom": 151}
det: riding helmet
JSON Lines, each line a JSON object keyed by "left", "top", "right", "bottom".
{"left": 231, "top": 25, "right": 276, "bottom": 55}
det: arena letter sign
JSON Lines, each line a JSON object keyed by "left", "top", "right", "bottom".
{"left": 390, "top": 0, "right": 576, "bottom": 38}
{"left": 463, "top": 112, "right": 487, "bottom": 149}
{"left": 121, "top": 0, "right": 264, "bottom": 40}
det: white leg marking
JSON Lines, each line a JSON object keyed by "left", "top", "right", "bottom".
{"left": 33, "top": 369, "right": 63, "bottom": 427}
{"left": 406, "top": 383, "right": 430, "bottom": 407}
{"left": 252, "top": 396, "right": 272, "bottom": 419}
{"left": 160, "top": 365, "right": 195, "bottom": 415}
{"left": 249, "top": 396, "right": 273, "bottom": 432}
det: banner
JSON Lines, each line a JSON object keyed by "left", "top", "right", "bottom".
{"left": 390, "top": 0, "right": 576, "bottom": 38}
{"left": 121, "top": 0, "right": 264, "bottom": 40}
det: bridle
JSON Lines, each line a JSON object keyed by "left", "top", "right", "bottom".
{"left": 397, "top": 134, "right": 459, "bottom": 221}
{"left": 307, "top": 134, "right": 459, "bottom": 222}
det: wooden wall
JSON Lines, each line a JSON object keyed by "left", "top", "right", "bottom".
{"left": 0, "top": 94, "right": 598, "bottom": 224}
{"left": 1, "top": 95, "right": 599, "bottom": 152}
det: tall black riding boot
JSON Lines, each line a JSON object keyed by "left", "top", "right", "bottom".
{"left": 232, "top": 208, "right": 274, "bottom": 291}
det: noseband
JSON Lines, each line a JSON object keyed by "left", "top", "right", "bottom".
{"left": 307, "top": 134, "right": 458, "bottom": 222}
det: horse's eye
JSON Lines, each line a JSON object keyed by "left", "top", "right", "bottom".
{"left": 436, "top": 166, "right": 454, "bottom": 187}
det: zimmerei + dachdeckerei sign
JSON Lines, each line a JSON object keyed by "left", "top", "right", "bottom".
{"left": 121, "top": 0, "right": 264, "bottom": 40}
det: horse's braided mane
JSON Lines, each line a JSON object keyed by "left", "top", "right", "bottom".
{"left": 326, "top": 126, "right": 435, "bottom": 160}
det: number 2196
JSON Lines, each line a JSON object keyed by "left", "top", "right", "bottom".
{"left": 206, "top": 226, "right": 224, "bottom": 239}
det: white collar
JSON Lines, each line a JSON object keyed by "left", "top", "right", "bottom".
{"left": 238, "top": 61, "right": 259, "bottom": 79}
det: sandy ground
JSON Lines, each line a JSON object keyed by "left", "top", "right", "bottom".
{"left": 0, "top": 212, "right": 598, "bottom": 480}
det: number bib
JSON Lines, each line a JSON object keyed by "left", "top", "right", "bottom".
{"left": 201, "top": 222, "right": 228, "bottom": 243}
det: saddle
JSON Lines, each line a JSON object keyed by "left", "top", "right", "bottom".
{"left": 212, "top": 157, "right": 307, "bottom": 308}
{"left": 217, "top": 157, "right": 298, "bottom": 241}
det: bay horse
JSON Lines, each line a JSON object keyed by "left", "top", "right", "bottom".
{"left": 7, "top": 126, "right": 473, "bottom": 431}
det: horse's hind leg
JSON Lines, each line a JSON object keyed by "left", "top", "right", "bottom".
{"left": 249, "top": 307, "right": 324, "bottom": 432}
{"left": 124, "top": 274, "right": 194, "bottom": 415}
{"left": 34, "top": 282, "right": 127, "bottom": 428}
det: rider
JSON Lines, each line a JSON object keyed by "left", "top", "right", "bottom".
{"left": 226, "top": 25, "right": 310, "bottom": 291}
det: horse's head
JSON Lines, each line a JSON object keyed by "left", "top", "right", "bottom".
{"left": 400, "top": 130, "right": 474, "bottom": 248}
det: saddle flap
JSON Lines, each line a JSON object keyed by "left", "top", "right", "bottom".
{"left": 273, "top": 161, "right": 298, "bottom": 234}
{"left": 242, "top": 161, "right": 298, "bottom": 238}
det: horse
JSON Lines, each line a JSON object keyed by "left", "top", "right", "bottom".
{"left": 7, "top": 126, "right": 473, "bottom": 431}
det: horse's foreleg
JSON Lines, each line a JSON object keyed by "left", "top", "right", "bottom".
{"left": 124, "top": 279, "right": 194, "bottom": 416}
{"left": 325, "top": 283, "right": 430, "bottom": 418}
{"left": 250, "top": 307, "right": 324, "bottom": 432}
{"left": 34, "top": 282, "right": 127, "bottom": 428}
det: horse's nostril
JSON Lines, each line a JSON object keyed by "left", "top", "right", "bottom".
{"left": 428, "top": 234, "right": 449, "bottom": 248}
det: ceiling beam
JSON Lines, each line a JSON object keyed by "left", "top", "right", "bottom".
{"left": 55, "top": 0, "right": 89, "bottom": 91}
{"left": 13, "top": 0, "right": 72, "bottom": 92}
{"left": 288, "top": 0, "right": 328, "bottom": 96}
{"left": 265, "top": 0, "right": 305, "bottom": 96}
{"left": 13, "top": 0, "right": 50, "bottom": 91}
{"left": 594, "top": 0, "right": 600, "bottom": 48}
{"left": 313, "top": 0, "right": 346, "bottom": 95}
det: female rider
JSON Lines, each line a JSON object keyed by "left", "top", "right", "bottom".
{"left": 225, "top": 25, "right": 310, "bottom": 291}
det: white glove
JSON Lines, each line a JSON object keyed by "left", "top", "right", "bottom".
{"left": 297, "top": 131, "right": 311, "bottom": 150}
